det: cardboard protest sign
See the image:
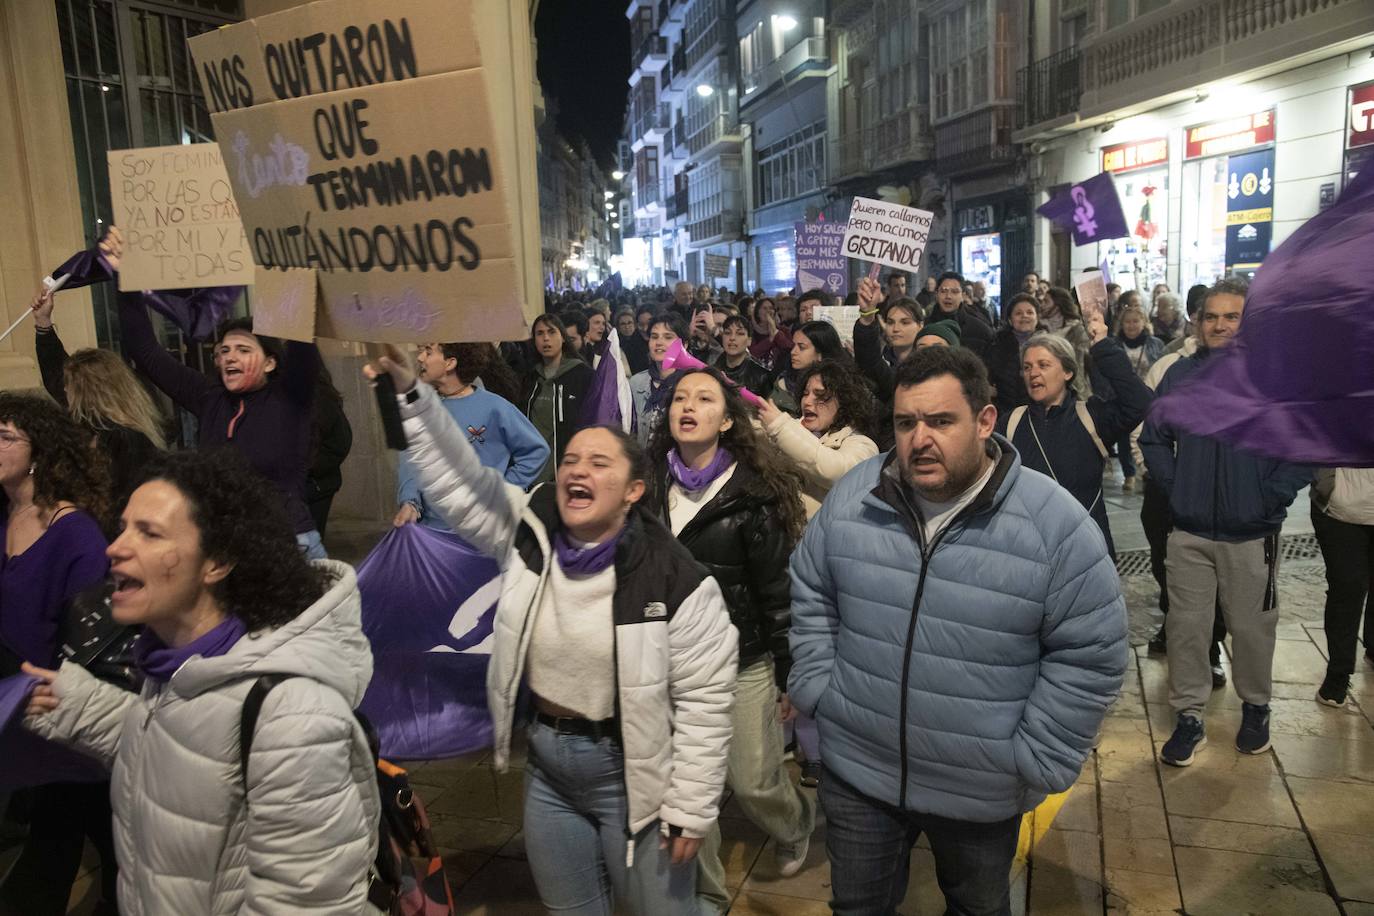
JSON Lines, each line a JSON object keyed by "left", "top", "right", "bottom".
{"left": 188, "top": 0, "right": 532, "bottom": 343}
{"left": 251, "top": 266, "right": 317, "bottom": 341}
{"left": 1073, "top": 270, "right": 1109, "bottom": 322}
{"left": 704, "top": 253, "right": 731, "bottom": 279}
{"left": 108, "top": 143, "right": 254, "bottom": 291}
{"left": 813, "top": 305, "right": 862, "bottom": 346}
{"left": 842, "top": 198, "right": 936, "bottom": 275}
{"left": 795, "top": 221, "right": 848, "bottom": 296}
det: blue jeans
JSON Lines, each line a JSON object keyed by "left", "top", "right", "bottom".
{"left": 296, "top": 529, "right": 327, "bottom": 560}
{"left": 523, "top": 721, "right": 704, "bottom": 916}
{"left": 820, "top": 768, "right": 1021, "bottom": 916}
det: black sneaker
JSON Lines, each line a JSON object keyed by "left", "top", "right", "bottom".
{"left": 1147, "top": 626, "right": 1167, "bottom": 655}
{"left": 1160, "top": 714, "right": 1206, "bottom": 767}
{"left": 799, "top": 761, "right": 821, "bottom": 788}
{"left": 1211, "top": 664, "right": 1227, "bottom": 689}
{"left": 1316, "top": 672, "right": 1349, "bottom": 708}
{"left": 1236, "top": 703, "right": 1271, "bottom": 755}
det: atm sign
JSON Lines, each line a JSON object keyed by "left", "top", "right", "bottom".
{"left": 1102, "top": 138, "right": 1168, "bottom": 174}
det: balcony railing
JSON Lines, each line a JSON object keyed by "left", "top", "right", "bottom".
{"left": 670, "top": 117, "right": 689, "bottom": 158}
{"left": 687, "top": 112, "right": 739, "bottom": 157}
{"left": 741, "top": 37, "right": 827, "bottom": 102}
{"left": 633, "top": 34, "right": 669, "bottom": 70}
{"left": 632, "top": 103, "right": 672, "bottom": 141}
{"left": 670, "top": 46, "right": 688, "bottom": 89}
{"left": 1016, "top": 48, "right": 1081, "bottom": 129}
{"left": 934, "top": 105, "right": 1018, "bottom": 177}
{"left": 1077, "top": 0, "right": 1374, "bottom": 123}
{"left": 684, "top": 17, "right": 729, "bottom": 74}
{"left": 635, "top": 179, "right": 662, "bottom": 210}
{"left": 829, "top": 105, "right": 934, "bottom": 181}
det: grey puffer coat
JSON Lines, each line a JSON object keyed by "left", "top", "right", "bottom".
{"left": 27, "top": 561, "right": 381, "bottom": 916}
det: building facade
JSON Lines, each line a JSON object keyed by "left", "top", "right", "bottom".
{"left": 538, "top": 99, "right": 619, "bottom": 292}
{"left": 1016, "top": 0, "right": 1374, "bottom": 293}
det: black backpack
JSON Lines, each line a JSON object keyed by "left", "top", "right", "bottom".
{"left": 238, "top": 674, "right": 455, "bottom": 915}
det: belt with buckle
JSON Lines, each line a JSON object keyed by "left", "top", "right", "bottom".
{"left": 535, "top": 711, "right": 620, "bottom": 742}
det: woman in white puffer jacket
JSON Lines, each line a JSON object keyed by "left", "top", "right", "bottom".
{"left": 23, "top": 449, "right": 380, "bottom": 916}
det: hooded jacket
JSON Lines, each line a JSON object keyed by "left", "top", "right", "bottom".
{"left": 764, "top": 414, "right": 879, "bottom": 519}
{"left": 520, "top": 356, "right": 595, "bottom": 471}
{"left": 27, "top": 562, "right": 380, "bottom": 916}
{"left": 395, "top": 382, "right": 738, "bottom": 842}
{"left": 789, "top": 441, "right": 1127, "bottom": 822}
{"left": 1140, "top": 349, "right": 1312, "bottom": 541}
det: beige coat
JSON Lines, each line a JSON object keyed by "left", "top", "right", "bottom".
{"left": 765, "top": 415, "right": 879, "bottom": 518}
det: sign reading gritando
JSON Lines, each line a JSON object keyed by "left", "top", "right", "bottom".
{"left": 187, "top": 0, "right": 528, "bottom": 343}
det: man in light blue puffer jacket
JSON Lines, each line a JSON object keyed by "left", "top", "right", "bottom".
{"left": 789, "top": 345, "right": 1127, "bottom": 916}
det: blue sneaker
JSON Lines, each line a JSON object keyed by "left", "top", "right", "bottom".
{"left": 1160, "top": 714, "right": 1206, "bottom": 767}
{"left": 1236, "top": 703, "right": 1271, "bottom": 754}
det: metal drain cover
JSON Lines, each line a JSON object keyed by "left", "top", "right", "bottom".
{"left": 1116, "top": 534, "right": 1321, "bottom": 577}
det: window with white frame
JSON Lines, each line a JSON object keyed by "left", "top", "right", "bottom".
{"left": 875, "top": 1, "right": 918, "bottom": 121}
{"left": 739, "top": 20, "right": 765, "bottom": 79}
{"left": 931, "top": 0, "right": 996, "bottom": 121}
{"left": 686, "top": 59, "right": 725, "bottom": 150}
{"left": 755, "top": 122, "right": 826, "bottom": 208}
{"left": 689, "top": 159, "right": 722, "bottom": 226}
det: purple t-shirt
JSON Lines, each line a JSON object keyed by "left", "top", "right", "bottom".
{"left": 0, "top": 511, "right": 110, "bottom": 667}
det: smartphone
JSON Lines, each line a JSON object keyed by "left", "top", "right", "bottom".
{"left": 373, "top": 374, "right": 409, "bottom": 450}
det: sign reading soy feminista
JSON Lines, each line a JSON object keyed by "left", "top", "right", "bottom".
{"left": 187, "top": 0, "right": 528, "bottom": 343}
{"left": 841, "top": 198, "right": 935, "bottom": 274}
{"left": 108, "top": 143, "right": 254, "bottom": 291}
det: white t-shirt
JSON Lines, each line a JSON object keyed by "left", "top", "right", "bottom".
{"left": 911, "top": 457, "right": 997, "bottom": 547}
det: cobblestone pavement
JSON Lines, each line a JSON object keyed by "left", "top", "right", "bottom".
{"left": 47, "top": 477, "right": 1374, "bottom": 914}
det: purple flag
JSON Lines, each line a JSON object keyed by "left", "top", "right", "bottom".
{"left": 1037, "top": 172, "right": 1129, "bottom": 246}
{"left": 0, "top": 674, "right": 107, "bottom": 790}
{"left": 356, "top": 524, "right": 500, "bottom": 760}
{"left": 579, "top": 328, "right": 634, "bottom": 432}
{"left": 48, "top": 247, "right": 115, "bottom": 290}
{"left": 1150, "top": 166, "right": 1374, "bottom": 466}
{"left": 143, "top": 286, "right": 245, "bottom": 342}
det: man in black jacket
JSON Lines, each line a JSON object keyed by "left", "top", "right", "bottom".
{"left": 931, "top": 271, "right": 994, "bottom": 361}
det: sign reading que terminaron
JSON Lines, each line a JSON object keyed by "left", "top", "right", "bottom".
{"left": 187, "top": 0, "right": 527, "bottom": 343}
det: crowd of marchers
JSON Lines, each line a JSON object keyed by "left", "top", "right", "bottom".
{"left": 3, "top": 229, "right": 1371, "bottom": 916}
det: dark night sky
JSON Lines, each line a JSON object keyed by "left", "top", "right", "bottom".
{"left": 534, "top": 1, "right": 632, "bottom": 168}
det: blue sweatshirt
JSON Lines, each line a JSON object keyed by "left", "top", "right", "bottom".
{"left": 397, "top": 388, "right": 549, "bottom": 530}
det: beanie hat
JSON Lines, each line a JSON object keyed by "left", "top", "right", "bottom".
{"left": 916, "top": 319, "right": 962, "bottom": 348}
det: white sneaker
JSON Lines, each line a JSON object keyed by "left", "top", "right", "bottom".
{"left": 775, "top": 833, "right": 810, "bottom": 877}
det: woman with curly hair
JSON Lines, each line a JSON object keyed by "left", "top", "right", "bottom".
{"left": 31, "top": 288, "right": 165, "bottom": 502}
{"left": 644, "top": 367, "right": 816, "bottom": 910}
{"left": 21, "top": 448, "right": 380, "bottom": 916}
{"left": 0, "top": 393, "right": 116, "bottom": 916}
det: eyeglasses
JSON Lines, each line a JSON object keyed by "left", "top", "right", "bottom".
{"left": 0, "top": 432, "right": 30, "bottom": 449}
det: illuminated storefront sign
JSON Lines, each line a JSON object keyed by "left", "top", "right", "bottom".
{"left": 1102, "top": 138, "right": 1168, "bottom": 174}
{"left": 1185, "top": 109, "right": 1276, "bottom": 159}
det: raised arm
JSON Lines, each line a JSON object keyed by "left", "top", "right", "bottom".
{"left": 117, "top": 291, "right": 213, "bottom": 414}
{"left": 1084, "top": 338, "right": 1153, "bottom": 443}
{"left": 766, "top": 412, "right": 878, "bottom": 487}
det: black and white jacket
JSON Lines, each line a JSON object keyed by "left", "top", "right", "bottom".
{"left": 398, "top": 383, "right": 738, "bottom": 840}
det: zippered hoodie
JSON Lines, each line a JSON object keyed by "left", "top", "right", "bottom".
{"left": 519, "top": 357, "right": 595, "bottom": 475}
{"left": 27, "top": 562, "right": 380, "bottom": 915}
{"left": 788, "top": 438, "right": 1127, "bottom": 821}
{"left": 397, "top": 382, "right": 738, "bottom": 842}
{"left": 1140, "top": 349, "right": 1312, "bottom": 542}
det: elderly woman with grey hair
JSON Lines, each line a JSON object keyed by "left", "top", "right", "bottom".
{"left": 1152, "top": 292, "right": 1186, "bottom": 342}
{"left": 997, "top": 313, "right": 1153, "bottom": 557}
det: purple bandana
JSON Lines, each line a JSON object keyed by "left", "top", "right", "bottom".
{"left": 553, "top": 527, "right": 624, "bottom": 576}
{"left": 668, "top": 447, "right": 735, "bottom": 493}
{"left": 135, "top": 615, "right": 247, "bottom": 683}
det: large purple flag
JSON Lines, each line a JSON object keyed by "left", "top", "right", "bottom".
{"left": 48, "top": 247, "right": 115, "bottom": 290}
{"left": 579, "top": 328, "right": 634, "bottom": 432}
{"left": 357, "top": 524, "right": 500, "bottom": 760}
{"left": 0, "top": 674, "right": 107, "bottom": 790}
{"left": 1037, "top": 172, "right": 1129, "bottom": 246}
{"left": 1150, "top": 166, "right": 1374, "bottom": 466}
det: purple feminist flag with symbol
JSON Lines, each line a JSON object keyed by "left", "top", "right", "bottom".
{"left": 357, "top": 524, "right": 501, "bottom": 759}
{"left": 1037, "top": 172, "right": 1129, "bottom": 247}
{"left": 0, "top": 674, "right": 107, "bottom": 790}
{"left": 1150, "top": 166, "right": 1374, "bottom": 466}
{"left": 579, "top": 328, "right": 634, "bottom": 432}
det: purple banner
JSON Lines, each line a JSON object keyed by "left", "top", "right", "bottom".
{"left": 1150, "top": 165, "right": 1374, "bottom": 466}
{"left": 1037, "top": 172, "right": 1130, "bottom": 246}
{"left": 794, "top": 221, "right": 849, "bottom": 297}
{"left": 357, "top": 524, "right": 500, "bottom": 760}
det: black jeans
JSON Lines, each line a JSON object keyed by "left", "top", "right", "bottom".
{"left": 0, "top": 781, "right": 118, "bottom": 916}
{"left": 820, "top": 768, "right": 1021, "bottom": 916}
{"left": 1312, "top": 504, "right": 1374, "bottom": 678}
{"left": 1142, "top": 477, "right": 1228, "bottom": 656}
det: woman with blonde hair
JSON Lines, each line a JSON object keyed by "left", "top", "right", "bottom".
{"left": 31, "top": 289, "right": 164, "bottom": 502}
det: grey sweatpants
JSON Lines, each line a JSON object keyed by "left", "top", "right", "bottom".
{"left": 1166, "top": 530, "right": 1280, "bottom": 718}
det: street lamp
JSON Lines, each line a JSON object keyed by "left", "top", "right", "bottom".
{"left": 612, "top": 170, "right": 625, "bottom": 180}
{"left": 604, "top": 190, "right": 614, "bottom": 199}
{"left": 605, "top": 202, "right": 614, "bottom": 210}
{"left": 696, "top": 84, "right": 715, "bottom": 97}
{"left": 774, "top": 14, "right": 798, "bottom": 30}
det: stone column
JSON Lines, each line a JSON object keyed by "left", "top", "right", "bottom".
{"left": 0, "top": 0, "right": 100, "bottom": 391}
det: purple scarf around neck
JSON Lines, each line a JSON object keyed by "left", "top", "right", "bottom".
{"left": 553, "top": 525, "right": 625, "bottom": 576}
{"left": 135, "top": 615, "right": 247, "bottom": 683}
{"left": 668, "top": 447, "right": 735, "bottom": 493}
